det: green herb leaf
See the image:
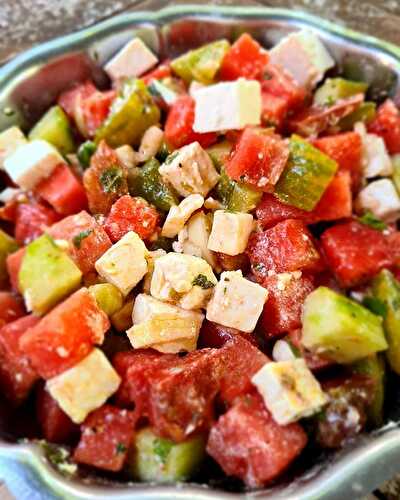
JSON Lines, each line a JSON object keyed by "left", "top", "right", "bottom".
{"left": 192, "top": 274, "right": 215, "bottom": 289}
{"left": 77, "top": 141, "right": 97, "bottom": 169}
{"left": 362, "top": 296, "right": 387, "bottom": 318}
{"left": 116, "top": 442, "right": 127, "bottom": 454}
{"left": 72, "top": 229, "right": 93, "bottom": 249}
{"left": 100, "top": 166, "right": 124, "bottom": 194}
{"left": 358, "top": 211, "right": 387, "bottom": 231}
{"left": 153, "top": 437, "right": 173, "bottom": 464}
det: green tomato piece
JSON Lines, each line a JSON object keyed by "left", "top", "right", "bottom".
{"left": 214, "top": 167, "right": 235, "bottom": 208}
{"left": 89, "top": 283, "right": 123, "bottom": 316}
{"left": 275, "top": 135, "right": 338, "bottom": 211}
{"left": 0, "top": 229, "right": 19, "bottom": 287}
{"left": 77, "top": 141, "right": 97, "bottom": 169}
{"left": 128, "top": 427, "right": 205, "bottom": 482}
{"left": 171, "top": 40, "right": 230, "bottom": 84}
{"left": 338, "top": 101, "right": 376, "bottom": 131}
{"left": 372, "top": 269, "right": 400, "bottom": 375}
{"left": 28, "top": 105, "right": 75, "bottom": 155}
{"left": 95, "top": 79, "right": 160, "bottom": 148}
{"left": 206, "top": 140, "right": 232, "bottom": 171}
{"left": 228, "top": 183, "right": 262, "bottom": 213}
{"left": 302, "top": 287, "right": 387, "bottom": 364}
{"left": 314, "top": 78, "right": 368, "bottom": 106}
{"left": 19, "top": 235, "right": 82, "bottom": 315}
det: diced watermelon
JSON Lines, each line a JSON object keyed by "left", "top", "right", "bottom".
{"left": 259, "top": 273, "right": 315, "bottom": 337}
{"left": 261, "top": 92, "right": 289, "bottom": 130}
{"left": 81, "top": 90, "right": 116, "bottom": 138}
{"left": 261, "top": 63, "right": 306, "bottom": 111}
{"left": 320, "top": 220, "right": 393, "bottom": 287}
{"left": 247, "top": 219, "right": 322, "bottom": 279}
{"left": 83, "top": 140, "right": 128, "bottom": 215}
{"left": 142, "top": 60, "right": 172, "bottom": 85}
{"left": 104, "top": 195, "right": 159, "bottom": 243}
{"left": 35, "top": 164, "right": 88, "bottom": 216}
{"left": 206, "top": 392, "right": 307, "bottom": 487}
{"left": 73, "top": 404, "right": 137, "bottom": 472}
{"left": 219, "top": 34, "right": 269, "bottom": 81}
{"left": 164, "top": 95, "right": 217, "bottom": 150}
{"left": 47, "top": 210, "right": 112, "bottom": 274}
{"left": 368, "top": 99, "right": 400, "bottom": 154}
{"left": 225, "top": 128, "right": 289, "bottom": 191}
{"left": 198, "top": 320, "right": 257, "bottom": 348}
{"left": 14, "top": 201, "right": 60, "bottom": 245}
{"left": 0, "top": 315, "right": 40, "bottom": 404}
{"left": 6, "top": 248, "right": 25, "bottom": 292}
{"left": 255, "top": 193, "right": 305, "bottom": 229}
{"left": 20, "top": 288, "right": 110, "bottom": 379}
{"left": 58, "top": 81, "right": 97, "bottom": 118}
{"left": 36, "top": 384, "right": 78, "bottom": 443}
{"left": 0, "top": 292, "right": 25, "bottom": 328}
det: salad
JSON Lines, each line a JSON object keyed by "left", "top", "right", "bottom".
{"left": 0, "top": 28, "right": 400, "bottom": 490}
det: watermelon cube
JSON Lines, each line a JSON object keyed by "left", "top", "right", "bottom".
{"left": 368, "top": 99, "right": 400, "bottom": 154}
{"left": 14, "top": 201, "right": 60, "bottom": 245}
{"left": 6, "top": 248, "right": 25, "bottom": 292}
{"left": 0, "top": 292, "right": 25, "bottom": 328}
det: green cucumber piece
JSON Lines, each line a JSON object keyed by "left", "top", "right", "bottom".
{"left": 214, "top": 168, "right": 235, "bottom": 208}
{"left": 28, "top": 105, "right": 75, "bottom": 155}
{"left": 0, "top": 229, "right": 19, "bottom": 287}
{"left": 89, "top": 283, "right": 123, "bottom": 316}
{"left": 314, "top": 78, "right": 368, "bottom": 106}
{"left": 338, "top": 101, "right": 376, "bottom": 131}
{"left": 302, "top": 287, "right": 387, "bottom": 363}
{"left": 19, "top": 235, "right": 82, "bottom": 315}
{"left": 392, "top": 154, "right": 400, "bottom": 195}
{"left": 77, "top": 141, "right": 97, "bottom": 169}
{"left": 227, "top": 183, "right": 262, "bottom": 213}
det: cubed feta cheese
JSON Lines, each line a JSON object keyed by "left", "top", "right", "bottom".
{"left": 192, "top": 78, "right": 261, "bottom": 133}
{"left": 252, "top": 359, "right": 327, "bottom": 425}
{"left": 105, "top": 37, "right": 158, "bottom": 82}
{"left": 355, "top": 122, "right": 392, "bottom": 178}
{"left": 46, "top": 348, "right": 121, "bottom": 424}
{"left": 207, "top": 210, "right": 253, "bottom": 256}
{"left": 95, "top": 231, "right": 148, "bottom": 296}
{"left": 206, "top": 270, "right": 268, "bottom": 332}
{"left": 127, "top": 293, "right": 203, "bottom": 352}
{"left": 161, "top": 194, "right": 204, "bottom": 238}
{"left": 150, "top": 252, "right": 217, "bottom": 310}
{"left": 4, "top": 139, "right": 65, "bottom": 191}
{"left": 356, "top": 178, "right": 400, "bottom": 222}
{"left": 272, "top": 340, "right": 298, "bottom": 362}
{"left": 0, "top": 187, "right": 21, "bottom": 204}
{"left": 142, "top": 249, "right": 167, "bottom": 294}
{"left": 0, "top": 126, "right": 27, "bottom": 169}
{"left": 136, "top": 125, "right": 164, "bottom": 163}
{"left": 159, "top": 142, "right": 219, "bottom": 197}
{"left": 269, "top": 30, "right": 334, "bottom": 89}
{"left": 189, "top": 80, "right": 206, "bottom": 96}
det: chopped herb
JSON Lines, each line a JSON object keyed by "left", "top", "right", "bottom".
{"left": 153, "top": 437, "right": 173, "bottom": 464}
{"left": 116, "top": 442, "right": 127, "bottom": 454}
{"left": 39, "top": 441, "right": 77, "bottom": 476}
{"left": 164, "top": 151, "right": 179, "bottom": 165}
{"left": 77, "top": 141, "right": 96, "bottom": 168}
{"left": 323, "top": 95, "right": 336, "bottom": 107}
{"left": 100, "top": 166, "right": 124, "bottom": 194}
{"left": 253, "top": 262, "right": 265, "bottom": 272}
{"left": 72, "top": 229, "right": 93, "bottom": 249}
{"left": 192, "top": 274, "right": 215, "bottom": 289}
{"left": 223, "top": 287, "right": 227, "bottom": 295}
{"left": 358, "top": 211, "right": 387, "bottom": 231}
{"left": 362, "top": 296, "right": 387, "bottom": 318}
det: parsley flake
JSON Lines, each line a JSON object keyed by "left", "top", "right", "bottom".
{"left": 358, "top": 211, "right": 387, "bottom": 231}
{"left": 72, "top": 229, "right": 93, "bottom": 249}
{"left": 192, "top": 274, "right": 215, "bottom": 289}
{"left": 100, "top": 166, "right": 124, "bottom": 194}
{"left": 116, "top": 442, "right": 127, "bottom": 454}
{"left": 153, "top": 437, "right": 173, "bottom": 464}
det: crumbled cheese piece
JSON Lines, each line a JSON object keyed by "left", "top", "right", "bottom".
{"left": 272, "top": 340, "right": 298, "bottom": 362}
{"left": 355, "top": 122, "right": 392, "bottom": 178}
{"left": 252, "top": 359, "right": 327, "bottom": 425}
{"left": 356, "top": 178, "right": 400, "bottom": 223}
{"left": 189, "top": 80, "right": 206, "bottom": 96}
{"left": 0, "top": 187, "right": 21, "bottom": 204}
{"left": 193, "top": 78, "right": 261, "bottom": 133}
{"left": 150, "top": 252, "right": 217, "bottom": 310}
{"left": 161, "top": 194, "right": 204, "bottom": 238}
{"left": 115, "top": 145, "right": 137, "bottom": 169}
{"left": 0, "top": 126, "right": 27, "bottom": 169}
{"left": 136, "top": 126, "right": 164, "bottom": 163}
{"left": 206, "top": 270, "right": 268, "bottom": 332}
{"left": 142, "top": 249, "right": 167, "bottom": 294}
{"left": 207, "top": 210, "right": 253, "bottom": 256}
{"left": 204, "top": 197, "right": 223, "bottom": 211}
{"left": 95, "top": 231, "right": 148, "bottom": 296}
{"left": 269, "top": 30, "right": 334, "bottom": 89}
{"left": 46, "top": 348, "right": 121, "bottom": 424}
{"left": 4, "top": 140, "right": 65, "bottom": 191}
{"left": 104, "top": 37, "right": 158, "bottom": 82}
{"left": 159, "top": 142, "right": 219, "bottom": 197}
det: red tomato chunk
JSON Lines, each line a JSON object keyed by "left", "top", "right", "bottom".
{"left": 261, "top": 93, "right": 289, "bottom": 130}
{"left": 261, "top": 63, "right": 306, "bottom": 111}
{"left": 368, "top": 99, "right": 400, "bottom": 154}
{"left": 206, "top": 393, "right": 307, "bottom": 487}
{"left": 15, "top": 201, "right": 60, "bottom": 245}
{"left": 20, "top": 288, "right": 110, "bottom": 379}
{"left": 73, "top": 404, "right": 137, "bottom": 472}
{"left": 142, "top": 60, "right": 171, "bottom": 85}
{"left": 0, "top": 315, "right": 40, "bottom": 405}
{"left": 0, "top": 292, "right": 25, "bottom": 328}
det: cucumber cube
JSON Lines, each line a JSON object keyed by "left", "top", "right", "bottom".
{"left": 29, "top": 105, "right": 75, "bottom": 155}
{"left": 0, "top": 229, "right": 19, "bottom": 286}
{"left": 89, "top": 283, "right": 123, "bottom": 316}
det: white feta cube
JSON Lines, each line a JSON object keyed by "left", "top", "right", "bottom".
{"left": 161, "top": 194, "right": 204, "bottom": 238}
{"left": 193, "top": 78, "right": 261, "bottom": 133}
{"left": 4, "top": 139, "right": 65, "bottom": 191}
{"left": 208, "top": 210, "right": 253, "bottom": 256}
{"left": 270, "top": 30, "right": 334, "bottom": 89}
{"left": 142, "top": 249, "right": 167, "bottom": 294}
{"left": 46, "top": 348, "right": 121, "bottom": 424}
{"left": 0, "top": 126, "right": 27, "bottom": 169}
{"left": 189, "top": 80, "right": 206, "bottom": 96}
{"left": 95, "top": 231, "right": 148, "bottom": 296}
{"left": 105, "top": 37, "right": 158, "bottom": 82}
{"left": 272, "top": 340, "right": 298, "bottom": 362}
{"left": 356, "top": 178, "right": 400, "bottom": 223}
{"left": 151, "top": 252, "right": 217, "bottom": 310}
{"left": 0, "top": 187, "right": 21, "bottom": 204}
{"left": 251, "top": 359, "right": 327, "bottom": 425}
{"left": 206, "top": 270, "right": 268, "bottom": 332}
{"left": 355, "top": 122, "right": 392, "bottom": 178}
{"left": 159, "top": 142, "right": 219, "bottom": 197}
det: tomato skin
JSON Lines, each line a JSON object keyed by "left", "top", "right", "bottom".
{"left": 164, "top": 95, "right": 217, "bottom": 149}
{"left": 14, "top": 201, "right": 60, "bottom": 245}
{"left": 73, "top": 404, "right": 137, "bottom": 472}
{"left": 35, "top": 164, "right": 88, "bottom": 215}
{"left": 0, "top": 292, "right": 25, "bottom": 328}
{"left": 20, "top": 288, "right": 110, "bottom": 379}
{"left": 226, "top": 128, "right": 289, "bottom": 191}
{"left": 219, "top": 34, "right": 269, "bottom": 81}
{"left": 321, "top": 220, "right": 393, "bottom": 288}
{"left": 0, "top": 315, "right": 40, "bottom": 405}
{"left": 6, "top": 248, "right": 25, "bottom": 292}
{"left": 368, "top": 99, "right": 400, "bottom": 154}
{"left": 142, "top": 60, "right": 171, "bottom": 85}
{"left": 105, "top": 195, "right": 159, "bottom": 242}
{"left": 206, "top": 392, "right": 307, "bottom": 487}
